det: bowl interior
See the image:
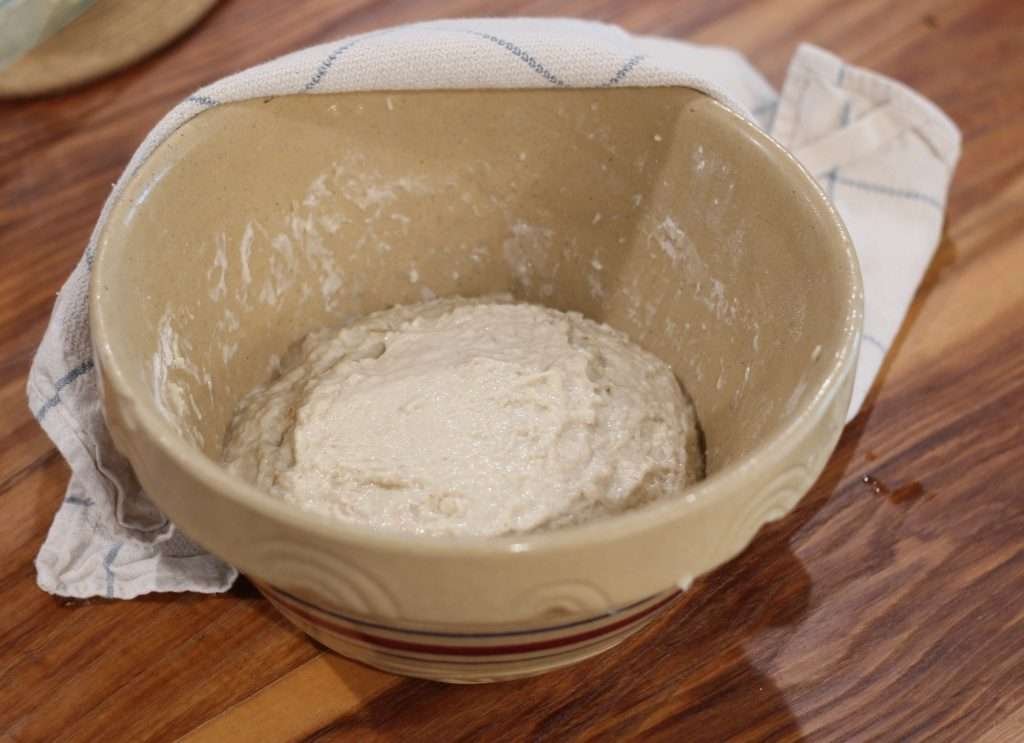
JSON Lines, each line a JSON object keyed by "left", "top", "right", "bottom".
{"left": 95, "top": 87, "right": 855, "bottom": 490}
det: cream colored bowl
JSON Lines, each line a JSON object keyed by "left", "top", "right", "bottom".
{"left": 91, "top": 87, "right": 862, "bottom": 683}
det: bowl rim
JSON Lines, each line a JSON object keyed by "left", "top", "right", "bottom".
{"left": 90, "top": 89, "right": 864, "bottom": 559}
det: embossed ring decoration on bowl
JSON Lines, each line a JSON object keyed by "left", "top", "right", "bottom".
{"left": 91, "top": 87, "right": 862, "bottom": 683}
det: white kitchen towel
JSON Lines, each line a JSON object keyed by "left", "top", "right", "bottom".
{"left": 27, "top": 19, "right": 960, "bottom": 599}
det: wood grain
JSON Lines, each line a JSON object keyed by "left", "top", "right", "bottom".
{"left": 1, "top": 1, "right": 1022, "bottom": 741}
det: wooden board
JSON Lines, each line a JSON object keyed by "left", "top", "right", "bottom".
{"left": 1, "top": 1, "right": 1022, "bottom": 740}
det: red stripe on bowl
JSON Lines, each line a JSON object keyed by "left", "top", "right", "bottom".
{"left": 262, "top": 585, "right": 680, "bottom": 657}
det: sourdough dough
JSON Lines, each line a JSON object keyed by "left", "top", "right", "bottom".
{"left": 222, "top": 297, "right": 701, "bottom": 536}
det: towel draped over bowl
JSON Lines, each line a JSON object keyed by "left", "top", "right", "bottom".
{"left": 27, "top": 18, "right": 961, "bottom": 599}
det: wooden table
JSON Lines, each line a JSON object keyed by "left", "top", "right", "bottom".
{"left": 2, "top": 1, "right": 1022, "bottom": 740}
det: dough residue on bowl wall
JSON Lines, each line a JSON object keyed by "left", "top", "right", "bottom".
{"left": 221, "top": 296, "right": 703, "bottom": 537}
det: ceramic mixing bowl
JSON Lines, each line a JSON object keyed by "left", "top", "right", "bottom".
{"left": 91, "top": 87, "right": 862, "bottom": 683}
